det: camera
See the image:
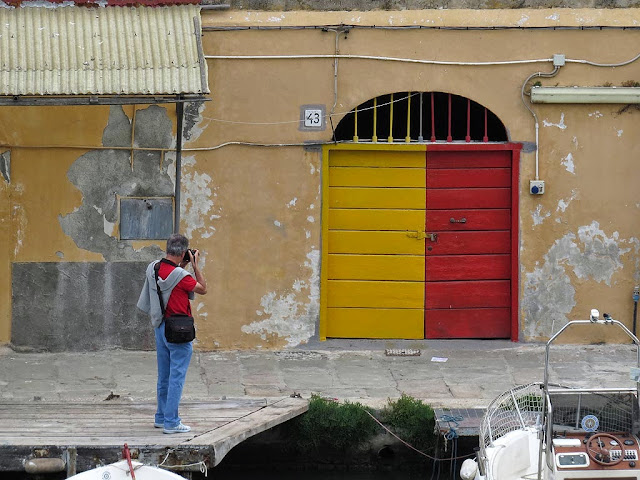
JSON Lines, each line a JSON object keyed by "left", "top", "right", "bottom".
{"left": 183, "top": 249, "right": 197, "bottom": 263}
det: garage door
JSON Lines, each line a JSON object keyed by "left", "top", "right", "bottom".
{"left": 321, "top": 144, "right": 520, "bottom": 340}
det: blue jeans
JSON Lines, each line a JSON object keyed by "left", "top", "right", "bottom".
{"left": 154, "top": 322, "right": 193, "bottom": 428}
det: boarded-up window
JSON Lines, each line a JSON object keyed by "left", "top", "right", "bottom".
{"left": 120, "top": 197, "right": 173, "bottom": 240}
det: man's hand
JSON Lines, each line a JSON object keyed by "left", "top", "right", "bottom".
{"left": 190, "top": 249, "right": 207, "bottom": 295}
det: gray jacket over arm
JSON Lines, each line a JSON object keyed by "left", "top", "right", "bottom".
{"left": 137, "top": 260, "right": 195, "bottom": 328}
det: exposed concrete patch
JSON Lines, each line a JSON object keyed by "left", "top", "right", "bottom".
{"left": 569, "top": 222, "right": 629, "bottom": 285}
{"left": 543, "top": 113, "right": 567, "bottom": 130}
{"left": 588, "top": 111, "right": 604, "bottom": 119}
{"left": 0, "top": 150, "right": 10, "bottom": 183}
{"left": 183, "top": 102, "right": 207, "bottom": 142}
{"left": 532, "top": 204, "right": 550, "bottom": 226}
{"left": 58, "top": 105, "right": 177, "bottom": 261}
{"left": 561, "top": 152, "right": 575, "bottom": 174}
{"left": 242, "top": 249, "right": 320, "bottom": 347}
{"left": 524, "top": 221, "right": 632, "bottom": 338}
{"left": 556, "top": 189, "right": 578, "bottom": 213}
{"left": 11, "top": 262, "right": 154, "bottom": 352}
{"left": 173, "top": 155, "right": 220, "bottom": 240}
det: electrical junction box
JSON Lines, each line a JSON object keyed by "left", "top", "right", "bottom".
{"left": 530, "top": 180, "right": 545, "bottom": 195}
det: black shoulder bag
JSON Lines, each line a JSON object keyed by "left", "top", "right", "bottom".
{"left": 154, "top": 261, "right": 196, "bottom": 344}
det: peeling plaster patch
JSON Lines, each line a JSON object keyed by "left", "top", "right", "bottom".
{"left": 307, "top": 216, "right": 315, "bottom": 223}
{"left": 13, "top": 204, "right": 26, "bottom": 258}
{"left": 532, "top": 205, "right": 551, "bottom": 226}
{"left": 0, "top": 150, "right": 10, "bottom": 183}
{"left": 570, "top": 221, "right": 629, "bottom": 285}
{"left": 241, "top": 249, "right": 320, "bottom": 347}
{"left": 572, "top": 136, "right": 579, "bottom": 148}
{"left": 310, "top": 164, "right": 316, "bottom": 175}
{"left": 176, "top": 155, "right": 220, "bottom": 240}
{"left": 546, "top": 13, "right": 560, "bottom": 20}
{"left": 182, "top": 102, "right": 207, "bottom": 142}
{"left": 58, "top": 105, "right": 174, "bottom": 261}
{"left": 524, "top": 222, "right": 633, "bottom": 337}
{"left": 267, "top": 15, "right": 283, "bottom": 22}
{"left": 305, "top": 230, "right": 311, "bottom": 239}
{"left": 588, "top": 111, "right": 603, "bottom": 119}
{"left": 617, "top": 129, "right": 623, "bottom": 137}
{"left": 274, "top": 220, "right": 282, "bottom": 227}
{"left": 517, "top": 14, "right": 529, "bottom": 26}
{"left": 561, "top": 153, "right": 575, "bottom": 174}
{"left": 557, "top": 190, "right": 578, "bottom": 213}
{"left": 309, "top": 204, "right": 315, "bottom": 210}
{"left": 287, "top": 197, "right": 297, "bottom": 208}
{"left": 543, "top": 113, "right": 567, "bottom": 130}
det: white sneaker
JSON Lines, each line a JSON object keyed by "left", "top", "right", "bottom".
{"left": 163, "top": 423, "right": 191, "bottom": 434}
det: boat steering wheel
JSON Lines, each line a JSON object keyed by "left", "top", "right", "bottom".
{"left": 586, "top": 433, "right": 624, "bottom": 466}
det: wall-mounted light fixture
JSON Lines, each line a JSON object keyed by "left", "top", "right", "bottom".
{"left": 531, "top": 86, "right": 640, "bottom": 104}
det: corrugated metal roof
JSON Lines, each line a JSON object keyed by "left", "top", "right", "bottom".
{"left": 0, "top": 5, "right": 209, "bottom": 96}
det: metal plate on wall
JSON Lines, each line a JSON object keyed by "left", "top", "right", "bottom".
{"left": 120, "top": 197, "right": 173, "bottom": 240}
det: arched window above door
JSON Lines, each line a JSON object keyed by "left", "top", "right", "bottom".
{"left": 333, "top": 92, "right": 508, "bottom": 143}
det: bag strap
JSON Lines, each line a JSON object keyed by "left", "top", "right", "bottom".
{"left": 153, "top": 262, "right": 167, "bottom": 317}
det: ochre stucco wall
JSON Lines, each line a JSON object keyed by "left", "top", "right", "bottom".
{"left": 0, "top": 8, "right": 638, "bottom": 349}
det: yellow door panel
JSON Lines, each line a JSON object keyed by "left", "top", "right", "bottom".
{"left": 326, "top": 308, "right": 424, "bottom": 339}
{"left": 328, "top": 280, "right": 424, "bottom": 308}
{"left": 328, "top": 254, "right": 425, "bottom": 281}
{"left": 329, "top": 150, "right": 426, "bottom": 168}
{"left": 329, "top": 231, "right": 425, "bottom": 254}
{"left": 329, "top": 209, "right": 425, "bottom": 231}
{"left": 329, "top": 167, "right": 425, "bottom": 188}
{"left": 329, "top": 187, "right": 425, "bottom": 209}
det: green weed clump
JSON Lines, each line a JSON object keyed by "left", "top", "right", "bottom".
{"left": 288, "top": 394, "right": 380, "bottom": 454}
{"left": 379, "top": 393, "right": 436, "bottom": 453}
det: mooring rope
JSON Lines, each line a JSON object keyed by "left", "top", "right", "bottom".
{"left": 364, "top": 410, "right": 474, "bottom": 462}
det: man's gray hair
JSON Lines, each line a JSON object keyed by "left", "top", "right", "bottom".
{"left": 166, "top": 233, "right": 189, "bottom": 256}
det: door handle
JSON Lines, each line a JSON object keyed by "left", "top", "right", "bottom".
{"left": 450, "top": 217, "right": 467, "bottom": 224}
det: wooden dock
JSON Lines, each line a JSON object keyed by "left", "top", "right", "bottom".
{"left": 0, "top": 397, "right": 308, "bottom": 477}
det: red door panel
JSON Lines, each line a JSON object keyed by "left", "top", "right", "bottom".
{"left": 426, "top": 231, "right": 510, "bottom": 255}
{"left": 427, "top": 188, "right": 511, "bottom": 209}
{"left": 424, "top": 147, "right": 519, "bottom": 340}
{"left": 425, "top": 280, "right": 510, "bottom": 309}
{"left": 425, "top": 255, "right": 511, "bottom": 281}
{"left": 425, "top": 308, "right": 511, "bottom": 338}
{"left": 427, "top": 150, "right": 511, "bottom": 169}
{"left": 426, "top": 209, "right": 511, "bottom": 231}
{"left": 427, "top": 168, "right": 511, "bottom": 188}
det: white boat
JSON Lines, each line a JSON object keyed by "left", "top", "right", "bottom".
{"left": 67, "top": 459, "right": 188, "bottom": 479}
{"left": 67, "top": 444, "right": 192, "bottom": 480}
{"left": 461, "top": 309, "right": 640, "bottom": 480}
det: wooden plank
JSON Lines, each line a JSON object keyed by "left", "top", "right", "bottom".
{"left": 328, "top": 280, "right": 424, "bottom": 308}
{"left": 186, "top": 397, "right": 309, "bottom": 466}
{"left": 425, "top": 231, "right": 510, "bottom": 255}
{"left": 328, "top": 254, "right": 425, "bottom": 281}
{"left": 329, "top": 150, "right": 426, "bottom": 168}
{"left": 328, "top": 231, "right": 425, "bottom": 255}
{"left": 330, "top": 167, "right": 425, "bottom": 187}
{"left": 425, "top": 255, "right": 511, "bottom": 281}
{"left": 329, "top": 208, "right": 425, "bottom": 231}
{"left": 427, "top": 168, "right": 511, "bottom": 188}
{"left": 426, "top": 209, "right": 511, "bottom": 231}
{"left": 425, "top": 280, "right": 510, "bottom": 309}
{"left": 427, "top": 188, "right": 511, "bottom": 209}
{"left": 329, "top": 187, "right": 425, "bottom": 209}
{"left": 326, "top": 308, "right": 424, "bottom": 339}
{"left": 427, "top": 150, "right": 510, "bottom": 168}
{"left": 425, "top": 308, "right": 511, "bottom": 339}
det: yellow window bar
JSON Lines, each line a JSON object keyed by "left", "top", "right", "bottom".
{"left": 388, "top": 93, "right": 394, "bottom": 143}
{"left": 372, "top": 97, "right": 378, "bottom": 142}
{"left": 406, "top": 92, "right": 411, "bottom": 143}
{"left": 353, "top": 105, "right": 359, "bottom": 142}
